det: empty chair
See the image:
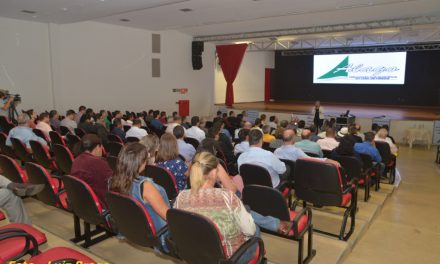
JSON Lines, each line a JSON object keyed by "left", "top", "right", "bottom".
{"left": 74, "top": 128, "right": 86, "bottom": 138}
{"left": 126, "top": 137, "right": 140, "bottom": 143}
{"left": 242, "top": 185, "right": 315, "bottom": 264}
{"left": 107, "top": 134, "right": 124, "bottom": 144}
{"left": 49, "top": 131, "right": 67, "bottom": 147}
{"left": 66, "top": 134, "right": 80, "bottom": 151}
{"left": 374, "top": 141, "right": 396, "bottom": 184}
{"left": 10, "top": 137, "right": 33, "bottom": 163}
{"left": 184, "top": 137, "right": 199, "bottom": 149}
{"left": 107, "top": 142, "right": 123, "bottom": 157}
{"left": 167, "top": 208, "right": 266, "bottom": 264}
{"left": 33, "top": 128, "right": 49, "bottom": 143}
{"left": 106, "top": 192, "right": 170, "bottom": 253}
{"left": 0, "top": 223, "right": 47, "bottom": 262}
{"left": 335, "top": 156, "right": 370, "bottom": 202}
{"left": 52, "top": 144, "right": 74, "bottom": 175}
{"left": 0, "top": 154, "right": 28, "bottom": 183}
{"left": 0, "top": 132, "right": 16, "bottom": 158}
{"left": 25, "top": 162, "right": 68, "bottom": 210}
{"left": 294, "top": 158, "right": 357, "bottom": 241}
{"left": 107, "top": 155, "right": 118, "bottom": 173}
{"left": 59, "top": 126, "right": 71, "bottom": 136}
{"left": 62, "top": 175, "right": 114, "bottom": 248}
{"left": 29, "top": 140, "right": 58, "bottom": 171}
{"left": 27, "top": 247, "right": 97, "bottom": 264}
{"left": 144, "top": 165, "right": 178, "bottom": 202}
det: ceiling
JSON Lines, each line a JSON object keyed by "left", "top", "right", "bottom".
{"left": 0, "top": 0, "right": 439, "bottom": 40}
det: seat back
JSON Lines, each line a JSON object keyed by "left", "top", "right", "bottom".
{"left": 0, "top": 154, "right": 27, "bottom": 183}
{"left": 279, "top": 159, "right": 296, "bottom": 184}
{"left": 62, "top": 175, "right": 104, "bottom": 225}
{"left": 74, "top": 128, "right": 86, "bottom": 138}
{"left": 322, "top": 149, "right": 332, "bottom": 158}
{"left": 11, "top": 137, "right": 33, "bottom": 162}
{"left": 305, "top": 152, "right": 320, "bottom": 158}
{"left": 25, "top": 162, "right": 59, "bottom": 207}
{"left": 49, "top": 131, "right": 66, "bottom": 146}
{"left": 242, "top": 185, "right": 290, "bottom": 221}
{"left": 144, "top": 165, "right": 178, "bottom": 201}
{"left": 59, "top": 126, "right": 71, "bottom": 136}
{"left": 107, "top": 142, "right": 123, "bottom": 157}
{"left": 359, "top": 153, "right": 373, "bottom": 172}
{"left": 126, "top": 137, "right": 139, "bottom": 143}
{"left": 262, "top": 142, "right": 271, "bottom": 151}
{"left": 52, "top": 144, "right": 74, "bottom": 175}
{"left": 123, "top": 126, "right": 131, "bottom": 132}
{"left": 374, "top": 141, "right": 391, "bottom": 164}
{"left": 0, "top": 132, "right": 16, "bottom": 158}
{"left": 33, "top": 129, "right": 49, "bottom": 142}
{"left": 66, "top": 134, "right": 80, "bottom": 151}
{"left": 167, "top": 209, "right": 226, "bottom": 264}
{"left": 106, "top": 192, "right": 158, "bottom": 247}
{"left": 30, "top": 140, "right": 55, "bottom": 170}
{"left": 334, "top": 156, "right": 362, "bottom": 181}
{"left": 107, "top": 156, "right": 117, "bottom": 173}
{"left": 184, "top": 137, "right": 199, "bottom": 149}
{"left": 294, "top": 158, "right": 344, "bottom": 206}
{"left": 239, "top": 164, "right": 273, "bottom": 187}
{"left": 107, "top": 134, "right": 123, "bottom": 144}
{"left": 0, "top": 116, "right": 15, "bottom": 134}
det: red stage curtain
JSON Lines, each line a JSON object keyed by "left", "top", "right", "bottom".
{"left": 216, "top": 44, "right": 248, "bottom": 106}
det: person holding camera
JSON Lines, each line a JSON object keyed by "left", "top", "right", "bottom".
{"left": 0, "top": 91, "right": 15, "bottom": 117}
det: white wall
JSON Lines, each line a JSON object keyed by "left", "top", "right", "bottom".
{"left": 0, "top": 17, "right": 53, "bottom": 113}
{"left": 215, "top": 51, "right": 274, "bottom": 104}
{"left": 0, "top": 17, "right": 216, "bottom": 117}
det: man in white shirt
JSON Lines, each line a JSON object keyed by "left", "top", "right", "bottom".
{"left": 317, "top": 127, "right": 340, "bottom": 151}
{"left": 234, "top": 121, "right": 252, "bottom": 139}
{"left": 268, "top": 116, "right": 278, "bottom": 130}
{"left": 234, "top": 128, "right": 250, "bottom": 156}
{"left": 35, "top": 112, "right": 52, "bottom": 140}
{"left": 173, "top": 125, "right": 196, "bottom": 161}
{"left": 60, "top": 110, "right": 77, "bottom": 134}
{"left": 165, "top": 116, "right": 186, "bottom": 135}
{"left": 126, "top": 119, "right": 148, "bottom": 140}
{"left": 237, "top": 129, "right": 286, "bottom": 188}
{"left": 185, "top": 116, "right": 206, "bottom": 143}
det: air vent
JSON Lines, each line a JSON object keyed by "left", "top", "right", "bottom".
{"left": 120, "top": 18, "right": 131, "bottom": 22}
{"left": 180, "top": 8, "right": 193, "bottom": 12}
{"left": 21, "top": 10, "right": 37, "bottom": 14}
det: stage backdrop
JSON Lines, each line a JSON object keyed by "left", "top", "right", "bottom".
{"left": 271, "top": 50, "right": 440, "bottom": 106}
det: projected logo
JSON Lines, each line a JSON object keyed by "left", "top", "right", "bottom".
{"left": 313, "top": 52, "right": 407, "bottom": 85}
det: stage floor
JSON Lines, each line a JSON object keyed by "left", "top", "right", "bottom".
{"left": 220, "top": 101, "right": 440, "bottom": 121}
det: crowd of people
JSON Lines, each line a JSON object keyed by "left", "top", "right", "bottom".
{"left": 0, "top": 103, "right": 399, "bottom": 260}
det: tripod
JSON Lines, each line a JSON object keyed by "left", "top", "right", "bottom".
{"left": 8, "top": 102, "right": 19, "bottom": 124}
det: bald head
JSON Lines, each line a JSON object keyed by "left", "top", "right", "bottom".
{"left": 243, "top": 121, "right": 252, "bottom": 130}
{"left": 282, "top": 129, "right": 296, "bottom": 144}
{"left": 301, "top": 129, "right": 312, "bottom": 140}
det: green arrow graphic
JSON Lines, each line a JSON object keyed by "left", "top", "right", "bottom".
{"left": 318, "top": 56, "right": 349, "bottom": 79}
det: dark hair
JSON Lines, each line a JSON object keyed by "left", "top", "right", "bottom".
{"left": 349, "top": 125, "right": 358, "bottom": 135}
{"left": 308, "top": 125, "right": 317, "bottom": 133}
{"left": 153, "top": 111, "right": 160, "bottom": 118}
{"left": 114, "top": 118, "right": 122, "bottom": 127}
{"left": 79, "top": 106, "right": 86, "bottom": 112}
{"left": 216, "top": 111, "right": 222, "bottom": 116}
{"left": 196, "top": 138, "right": 221, "bottom": 156}
{"left": 229, "top": 111, "right": 234, "bottom": 116}
{"left": 66, "top": 109, "right": 75, "bottom": 116}
{"left": 335, "top": 136, "right": 355, "bottom": 156}
{"left": 38, "top": 112, "right": 49, "bottom": 121}
{"left": 111, "top": 143, "right": 149, "bottom": 194}
{"left": 238, "top": 128, "right": 250, "bottom": 142}
{"left": 148, "top": 109, "right": 154, "bottom": 115}
{"left": 191, "top": 116, "right": 200, "bottom": 126}
{"left": 269, "top": 116, "right": 276, "bottom": 122}
{"left": 249, "top": 129, "right": 263, "bottom": 145}
{"left": 260, "top": 114, "right": 266, "bottom": 120}
{"left": 254, "top": 118, "right": 262, "bottom": 127}
{"left": 49, "top": 110, "right": 58, "bottom": 119}
{"left": 222, "top": 113, "right": 227, "bottom": 118}
{"left": 85, "top": 108, "right": 94, "bottom": 115}
{"left": 79, "top": 113, "right": 93, "bottom": 123}
{"left": 75, "top": 134, "right": 102, "bottom": 156}
{"left": 364, "top": 132, "right": 375, "bottom": 142}
{"left": 0, "top": 91, "right": 5, "bottom": 98}
{"left": 173, "top": 125, "right": 185, "bottom": 139}
{"left": 297, "top": 120, "right": 306, "bottom": 128}
{"left": 132, "top": 119, "right": 142, "bottom": 126}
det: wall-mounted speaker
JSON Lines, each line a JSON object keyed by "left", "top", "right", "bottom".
{"left": 192, "top": 41, "right": 204, "bottom": 70}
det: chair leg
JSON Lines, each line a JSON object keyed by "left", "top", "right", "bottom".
{"left": 297, "top": 237, "right": 303, "bottom": 264}
{"left": 71, "top": 214, "right": 83, "bottom": 243}
{"left": 302, "top": 225, "right": 316, "bottom": 264}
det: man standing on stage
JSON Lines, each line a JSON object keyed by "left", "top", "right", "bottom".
{"left": 313, "top": 101, "right": 324, "bottom": 131}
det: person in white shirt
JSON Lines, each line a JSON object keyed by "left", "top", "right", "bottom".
{"left": 237, "top": 129, "right": 286, "bottom": 188}
{"left": 375, "top": 128, "right": 398, "bottom": 156}
{"left": 317, "top": 127, "right": 340, "bottom": 151}
{"left": 234, "top": 121, "right": 252, "bottom": 139}
{"left": 185, "top": 116, "right": 206, "bottom": 143}
{"left": 165, "top": 116, "right": 186, "bottom": 135}
{"left": 173, "top": 125, "right": 196, "bottom": 161}
{"left": 35, "top": 112, "right": 52, "bottom": 140}
{"left": 60, "top": 110, "right": 77, "bottom": 134}
{"left": 268, "top": 115, "right": 278, "bottom": 131}
{"left": 75, "top": 106, "right": 86, "bottom": 124}
{"left": 126, "top": 119, "right": 148, "bottom": 140}
{"left": 234, "top": 128, "right": 250, "bottom": 156}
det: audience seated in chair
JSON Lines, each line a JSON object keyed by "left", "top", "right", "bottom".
{"left": 70, "top": 134, "right": 112, "bottom": 208}
{"left": 49, "top": 110, "right": 61, "bottom": 132}
{"left": 111, "top": 118, "right": 127, "bottom": 143}
{"left": 237, "top": 129, "right": 287, "bottom": 188}
{"left": 174, "top": 152, "right": 292, "bottom": 262}
{"left": 317, "top": 127, "right": 340, "bottom": 151}
{"left": 262, "top": 125, "right": 276, "bottom": 143}
{"left": 355, "top": 132, "right": 385, "bottom": 176}
{"left": 6, "top": 114, "right": 47, "bottom": 152}
{"left": 165, "top": 115, "right": 185, "bottom": 135}
{"left": 110, "top": 143, "right": 171, "bottom": 252}
{"left": 234, "top": 121, "right": 252, "bottom": 140}
{"left": 234, "top": 129, "right": 250, "bottom": 156}
{"left": 75, "top": 106, "right": 86, "bottom": 124}
{"left": 375, "top": 128, "right": 398, "bottom": 156}
{"left": 35, "top": 113, "right": 53, "bottom": 141}
{"left": 126, "top": 119, "right": 148, "bottom": 140}
{"left": 24, "top": 109, "right": 37, "bottom": 129}
{"left": 60, "top": 109, "right": 77, "bottom": 134}
{"left": 150, "top": 111, "right": 164, "bottom": 131}
{"left": 156, "top": 133, "right": 188, "bottom": 192}
{"left": 173, "top": 125, "right": 195, "bottom": 162}
{"left": 140, "top": 134, "right": 160, "bottom": 165}
{"left": 185, "top": 116, "right": 206, "bottom": 143}
{"left": 330, "top": 136, "right": 362, "bottom": 163}
{"left": 294, "top": 129, "right": 323, "bottom": 158}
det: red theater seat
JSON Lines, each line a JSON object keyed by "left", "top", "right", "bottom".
{"left": 28, "top": 247, "right": 96, "bottom": 263}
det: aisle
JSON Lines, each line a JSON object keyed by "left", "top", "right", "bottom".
{"left": 343, "top": 146, "right": 440, "bottom": 263}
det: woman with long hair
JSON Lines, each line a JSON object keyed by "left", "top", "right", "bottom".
{"left": 174, "top": 151, "right": 292, "bottom": 263}
{"left": 110, "top": 142, "right": 170, "bottom": 252}
{"left": 140, "top": 134, "right": 160, "bottom": 165}
{"left": 156, "top": 133, "right": 188, "bottom": 192}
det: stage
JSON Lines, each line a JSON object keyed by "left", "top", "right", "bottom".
{"left": 218, "top": 101, "right": 440, "bottom": 121}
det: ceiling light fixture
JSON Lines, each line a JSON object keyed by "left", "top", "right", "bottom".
{"left": 61, "top": 7, "right": 68, "bottom": 11}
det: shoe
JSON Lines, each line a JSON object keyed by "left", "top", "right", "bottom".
{"left": 8, "top": 183, "right": 45, "bottom": 197}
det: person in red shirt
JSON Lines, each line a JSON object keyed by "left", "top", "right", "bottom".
{"left": 70, "top": 134, "right": 112, "bottom": 208}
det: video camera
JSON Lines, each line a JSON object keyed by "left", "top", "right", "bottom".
{"left": 4, "top": 92, "right": 21, "bottom": 104}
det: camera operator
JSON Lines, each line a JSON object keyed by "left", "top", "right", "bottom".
{"left": 0, "top": 91, "right": 15, "bottom": 117}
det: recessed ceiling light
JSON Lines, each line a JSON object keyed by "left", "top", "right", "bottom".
{"left": 61, "top": 7, "right": 68, "bottom": 11}
{"left": 21, "top": 10, "right": 37, "bottom": 14}
{"left": 180, "top": 8, "right": 193, "bottom": 12}
{"left": 120, "top": 18, "right": 131, "bottom": 22}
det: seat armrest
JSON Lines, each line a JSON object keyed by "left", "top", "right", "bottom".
{"left": 0, "top": 229, "right": 39, "bottom": 258}
{"left": 289, "top": 207, "right": 312, "bottom": 239}
{"left": 227, "top": 237, "right": 265, "bottom": 264}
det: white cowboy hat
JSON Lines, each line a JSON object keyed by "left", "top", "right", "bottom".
{"left": 337, "top": 127, "right": 349, "bottom": 137}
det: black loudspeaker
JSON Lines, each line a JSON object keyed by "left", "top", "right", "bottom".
{"left": 192, "top": 41, "right": 204, "bottom": 70}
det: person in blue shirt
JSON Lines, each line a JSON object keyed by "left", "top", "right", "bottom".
{"left": 110, "top": 118, "right": 126, "bottom": 143}
{"left": 173, "top": 125, "right": 196, "bottom": 162}
{"left": 150, "top": 111, "right": 164, "bottom": 130}
{"left": 354, "top": 132, "right": 382, "bottom": 163}
{"left": 6, "top": 114, "right": 47, "bottom": 151}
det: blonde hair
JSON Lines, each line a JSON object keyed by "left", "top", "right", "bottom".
{"left": 376, "top": 128, "right": 388, "bottom": 139}
{"left": 190, "top": 152, "right": 219, "bottom": 194}
{"left": 156, "top": 133, "right": 178, "bottom": 162}
{"left": 140, "top": 134, "right": 159, "bottom": 164}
